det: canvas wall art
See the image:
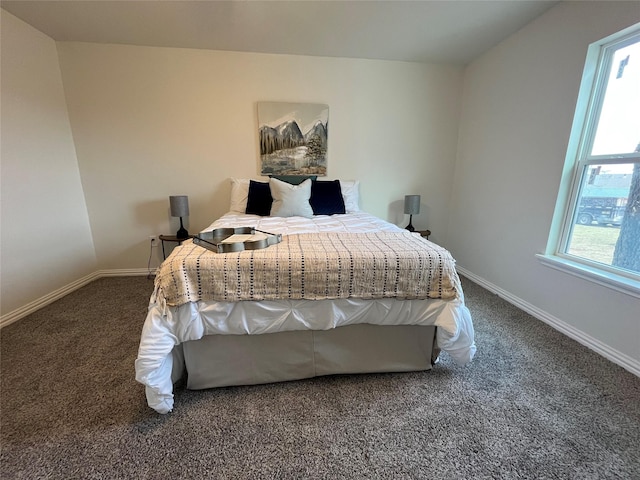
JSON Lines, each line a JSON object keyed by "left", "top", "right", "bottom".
{"left": 258, "top": 102, "right": 328, "bottom": 176}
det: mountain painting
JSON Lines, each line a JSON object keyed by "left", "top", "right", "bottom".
{"left": 258, "top": 102, "right": 328, "bottom": 176}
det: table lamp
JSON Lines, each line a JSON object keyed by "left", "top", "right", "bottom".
{"left": 404, "top": 194, "right": 420, "bottom": 232}
{"left": 169, "top": 195, "right": 190, "bottom": 239}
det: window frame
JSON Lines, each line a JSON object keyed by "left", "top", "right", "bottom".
{"left": 540, "top": 23, "right": 640, "bottom": 298}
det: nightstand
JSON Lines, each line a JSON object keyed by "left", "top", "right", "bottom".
{"left": 416, "top": 230, "right": 431, "bottom": 240}
{"left": 159, "top": 234, "right": 195, "bottom": 259}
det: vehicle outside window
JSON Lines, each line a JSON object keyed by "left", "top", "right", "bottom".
{"left": 575, "top": 167, "right": 629, "bottom": 227}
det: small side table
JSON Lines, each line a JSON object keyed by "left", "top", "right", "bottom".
{"left": 159, "top": 234, "right": 195, "bottom": 259}
{"left": 416, "top": 230, "right": 431, "bottom": 240}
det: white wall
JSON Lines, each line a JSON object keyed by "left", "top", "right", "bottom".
{"left": 0, "top": 11, "right": 96, "bottom": 316}
{"left": 55, "top": 42, "right": 463, "bottom": 270}
{"left": 449, "top": 1, "right": 640, "bottom": 368}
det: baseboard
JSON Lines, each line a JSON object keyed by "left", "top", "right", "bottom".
{"left": 0, "top": 268, "right": 155, "bottom": 329}
{"left": 457, "top": 266, "right": 640, "bottom": 377}
{"left": 97, "top": 268, "right": 155, "bottom": 277}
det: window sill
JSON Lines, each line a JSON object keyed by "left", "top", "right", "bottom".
{"left": 536, "top": 254, "right": 640, "bottom": 299}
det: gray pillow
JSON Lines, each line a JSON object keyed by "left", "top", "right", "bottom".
{"left": 269, "top": 178, "right": 314, "bottom": 218}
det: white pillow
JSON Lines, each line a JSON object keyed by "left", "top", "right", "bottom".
{"left": 269, "top": 178, "right": 314, "bottom": 218}
{"left": 339, "top": 180, "right": 360, "bottom": 213}
{"left": 229, "top": 178, "right": 251, "bottom": 213}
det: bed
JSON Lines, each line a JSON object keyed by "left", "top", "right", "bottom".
{"left": 135, "top": 178, "right": 476, "bottom": 414}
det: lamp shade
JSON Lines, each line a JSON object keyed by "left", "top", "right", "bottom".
{"left": 404, "top": 195, "right": 420, "bottom": 215}
{"left": 169, "top": 195, "right": 189, "bottom": 217}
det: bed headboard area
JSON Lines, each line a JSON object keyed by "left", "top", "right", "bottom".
{"left": 229, "top": 177, "right": 361, "bottom": 217}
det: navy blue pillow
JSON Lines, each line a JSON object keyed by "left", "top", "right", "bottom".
{"left": 310, "top": 180, "right": 346, "bottom": 215}
{"left": 245, "top": 180, "right": 273, "bottom": 216}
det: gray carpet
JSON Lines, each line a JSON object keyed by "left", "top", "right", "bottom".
{"left": 1, "top": 276, "right": 638, "bottom": 479}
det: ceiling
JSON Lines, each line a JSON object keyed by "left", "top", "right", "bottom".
{"left": 1, "top": 0, "right": 559, "bottom": 65}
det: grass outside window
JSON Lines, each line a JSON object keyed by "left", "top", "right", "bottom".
{"left": 567, "top": 225, "right": 620, "bottom": 265}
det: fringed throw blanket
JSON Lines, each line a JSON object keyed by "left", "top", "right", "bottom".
{"left": 155, "top": 232, "right": 461, "bottom": 307}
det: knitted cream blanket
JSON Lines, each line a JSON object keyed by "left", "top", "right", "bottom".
{"left": 154, "top": 231, "right": 461, "bottom": 307}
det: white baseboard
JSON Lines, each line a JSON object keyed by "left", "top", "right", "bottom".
{"left": 97, "top": 268, "right": 155, "bottom": 277}
{"left": 457, "top": 266, "right": 640, "bottom": 377}
{"left": 0, "top": 268, "right": 155, "bottom": 329}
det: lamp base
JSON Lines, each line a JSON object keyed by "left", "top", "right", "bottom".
{"left": 176, "top": 217, "right": 189, "bottom": 239}
{"left": 405, "top": 215, "right": 415, "bottom": 232}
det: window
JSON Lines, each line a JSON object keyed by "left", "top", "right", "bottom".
{"left": 542, "top": 24, "right": 640, "bottom": 296}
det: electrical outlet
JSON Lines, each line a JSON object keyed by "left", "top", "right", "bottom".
{"left": 149, "top": 235, "right": 158, "bottom": 247}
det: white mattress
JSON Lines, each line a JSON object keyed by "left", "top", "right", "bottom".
{"left": 135, "top": 212, "right": 476, "bottom": 414}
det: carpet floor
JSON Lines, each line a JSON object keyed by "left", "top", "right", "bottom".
{"left": 1, "top": 275, "right": 638, "bottom": 479}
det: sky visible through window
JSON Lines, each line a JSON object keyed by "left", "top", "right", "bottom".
{"left": 591, "top": 40, "right": 640, "bottom": 174}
